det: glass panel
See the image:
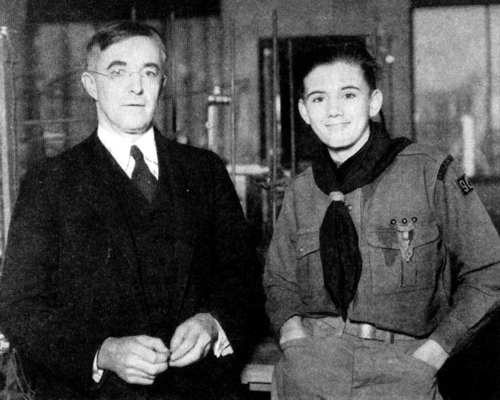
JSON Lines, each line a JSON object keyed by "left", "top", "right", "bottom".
{"left": 413, "top": 5, "right": 500, "bottom": 177}
{"left": 490, "top": 6, "right": 500, "bottom": 172}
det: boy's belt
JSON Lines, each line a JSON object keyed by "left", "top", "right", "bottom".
{"left": 343, "top": 319, "right": 417, "bottom": 343}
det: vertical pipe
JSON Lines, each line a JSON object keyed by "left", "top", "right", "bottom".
{"left": 485, "top": 5, "right": 492, "bottom": 147}
{"left": 386, "top": 34, "right": 394, "bottom": 134}
{"left": 263, "top": 48, "right": 273, "bottom": 168}
{"left": 230, "top": 19, "right": 237, "bottom": 183}
{"left": 0, "top": 26, "right": 12, "bottom": 249}
{"left": 261, "top": 47, "right": 273, "bottom": 235}
{"left": 170, "top": 11, "right": 177, "bottom": 137}
{"left": 461, "top": 115, "right": 475, "bottom": 176}
{"left": 130, "top": 3, "right": 137, "bottom": 22}
{"left": 287, "top": 39, "right": 296, "bottom": 178}
{"left": 271, "top": 9, "right": 279, "bottom": 227}
{"left": 5, "top": 29, "right": 17, "bottom": 202}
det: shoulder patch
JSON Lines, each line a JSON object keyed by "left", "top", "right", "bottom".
{"left": 456, "top": 174, "right": 474, "bottom": 195}
{"left": 437, "top": 155, "right": 454, "bottom": 181}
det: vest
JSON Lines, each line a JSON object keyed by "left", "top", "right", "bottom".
{"left": 105, "top": 153, "right": 180, "bottom": 341}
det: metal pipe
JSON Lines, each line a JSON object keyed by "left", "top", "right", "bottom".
{"left": 5, "top": 28, "right": 17, "bottom": 201}
{"left": 271, "top": 9, "right": 279, "bottom": 227}
{"left": 130, "top": 3, "right": 137, "bottom": 22}
{"left": 485, "top": 5, "right": 492, "bottom": 149}
{"left": 230, "top": 19, "right": 237, "bottom": 183}
{"left": 0, "top": 26, "right": 12, "bottom": 250}
{"left": 287, "top": 39, "right": 296, "bottom": 178}
{"left": 169, "top": 11, "right": 177, "bottom": 137}
{"left": 206, "top": 85, "right": 230, "bottom": 153}
{"left": 386, "top": 34, "right": 394, "bottom": 134}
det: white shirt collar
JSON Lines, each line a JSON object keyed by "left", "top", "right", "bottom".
{"left": 97, "top": 125, "right": 159, "bottom": 178}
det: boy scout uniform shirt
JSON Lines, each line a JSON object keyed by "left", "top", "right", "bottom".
{"left": 264, "top": 143, "right": 500, "bottom": 354}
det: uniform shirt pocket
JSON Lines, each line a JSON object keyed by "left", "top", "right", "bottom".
{"left": 366, "top": 223, "right": 442, "bottom": 294}
{"left": 295, "top": 230, "right": 324, "bottom": 304}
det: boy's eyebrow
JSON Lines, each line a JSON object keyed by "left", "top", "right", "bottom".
{"left": 305, "top": 90, "right": 326, "bottom": 99}
{"left": 305, "top": 85, "right": 361, "bottom": 99}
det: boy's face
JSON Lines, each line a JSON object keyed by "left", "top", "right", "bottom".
{"left": 298, "top": 61, "right": 382, "bottom": 160}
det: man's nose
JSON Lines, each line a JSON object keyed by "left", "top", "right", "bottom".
{"left": 128, "top": 71, "right": 144, "bottom": 94}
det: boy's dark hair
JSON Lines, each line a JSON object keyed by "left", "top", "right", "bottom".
{"left": 297, "top": 40, "right": 379, "bottom": 97}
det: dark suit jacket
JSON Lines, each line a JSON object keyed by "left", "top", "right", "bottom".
{"left": 0, "top": 131, "right": 262, "bottom": 399}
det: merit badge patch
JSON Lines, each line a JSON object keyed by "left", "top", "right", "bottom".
{"left": 456, "top": 174, "right": 474, "bottom": 195}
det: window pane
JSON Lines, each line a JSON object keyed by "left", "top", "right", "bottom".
{"left": 413, "top": 6, "right": 500, "bottom": 177}
{"left": 490, "top": 6, "right": 500, "bottom": 172}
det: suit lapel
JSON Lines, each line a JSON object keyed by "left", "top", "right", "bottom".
{"left": 154, "top": 131, "right": 197, "bottom": 316}
{"left": 154, "top": 131, "right": 198, "bottom": 244}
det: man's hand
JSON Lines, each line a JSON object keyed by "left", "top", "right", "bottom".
{"left": 168, "top": 313, "right": 218, "bottom": 368}
{"left": 412, "top": 339, "right": 449, "bottom": 370}
{"left": 97, "top": 335, "right": 169, "bottom": 385}
{"left": 279, "top": 315, "right": 308, "bottom": 347}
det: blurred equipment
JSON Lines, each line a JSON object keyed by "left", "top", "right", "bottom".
{"left": 206, "top": 85, "right": 230, "bottom": 154}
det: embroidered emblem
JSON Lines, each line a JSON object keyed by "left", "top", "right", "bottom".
{"left": 437, "top": 155, "right": 454, "bottom": 181}
{"left": 456, "top": 174, "right": 473, "bottom": 195}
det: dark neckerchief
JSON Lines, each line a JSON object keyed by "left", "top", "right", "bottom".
{"left": 312, "top": 121, "right": 412, "bottom": 320}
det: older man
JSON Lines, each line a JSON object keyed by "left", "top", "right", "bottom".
{"left": 0, "top": 21, "right": 261, "bottom": 399}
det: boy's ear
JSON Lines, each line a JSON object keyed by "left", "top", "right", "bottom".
{"left": 369, "top": 89, "right": 383, "bottom": 118}
{"left": 298, "top": 98, "right": 311, "bottom": 125}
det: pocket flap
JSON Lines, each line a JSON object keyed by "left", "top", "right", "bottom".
{"left": 367, "top": 224, "right": 439, "bottom": 249}
{"left": 296, "top": 230, "right": 320, "bottom": 258}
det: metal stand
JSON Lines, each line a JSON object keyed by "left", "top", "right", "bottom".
{"left": 0, "top": 26, "right": 14, "bottom": 255}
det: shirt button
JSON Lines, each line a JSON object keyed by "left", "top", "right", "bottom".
{"left": 347, "top": 204, "right": 353, "bottom": 212}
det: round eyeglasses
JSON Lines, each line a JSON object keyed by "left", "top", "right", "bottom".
{"left": 87, "top": 67, "right": 165, "bottom": 84}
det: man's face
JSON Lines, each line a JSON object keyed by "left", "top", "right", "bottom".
{"left": 298, "top": 61, "right": 382, "bottom": 158}
{"left": 82, "top": 36, "right": 165, "bottom": 136}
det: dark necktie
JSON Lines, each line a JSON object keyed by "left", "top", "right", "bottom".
{"left": 130, "top": 145, "right": 157, "bottom": 202}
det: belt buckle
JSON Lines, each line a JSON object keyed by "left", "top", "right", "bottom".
{"left": 358, "top": 323, "right": 377, "bottom": 340}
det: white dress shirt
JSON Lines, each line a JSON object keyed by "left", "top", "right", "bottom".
{"left": 98, "top": 125, "right": 159, "bottom": 179}
{"left": 92, "top": 126, "right": 233, "bottom": 382}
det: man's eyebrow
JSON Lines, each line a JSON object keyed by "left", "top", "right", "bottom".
{"left": 106, "top": 60, "right": 126, "bottom": 70}
{"left": 143, "top": 62, "right": 161, "bottom": 70}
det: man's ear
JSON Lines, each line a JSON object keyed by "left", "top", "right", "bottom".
{"left": 298, "top": 98, "right": 311, "bottom": 125}
{"left": 81, "top": 72, "right": 98, "bottom": 101}
{"left": 369, "top": 89, "right": 383, "bottom": 118}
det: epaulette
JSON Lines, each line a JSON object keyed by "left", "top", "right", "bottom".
{"left": 437, "top": 155, "right": 454, "bottom": 181}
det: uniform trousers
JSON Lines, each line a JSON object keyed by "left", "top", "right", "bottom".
{"left": 273, "top": 317, "right": 442, "bottom": 400}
